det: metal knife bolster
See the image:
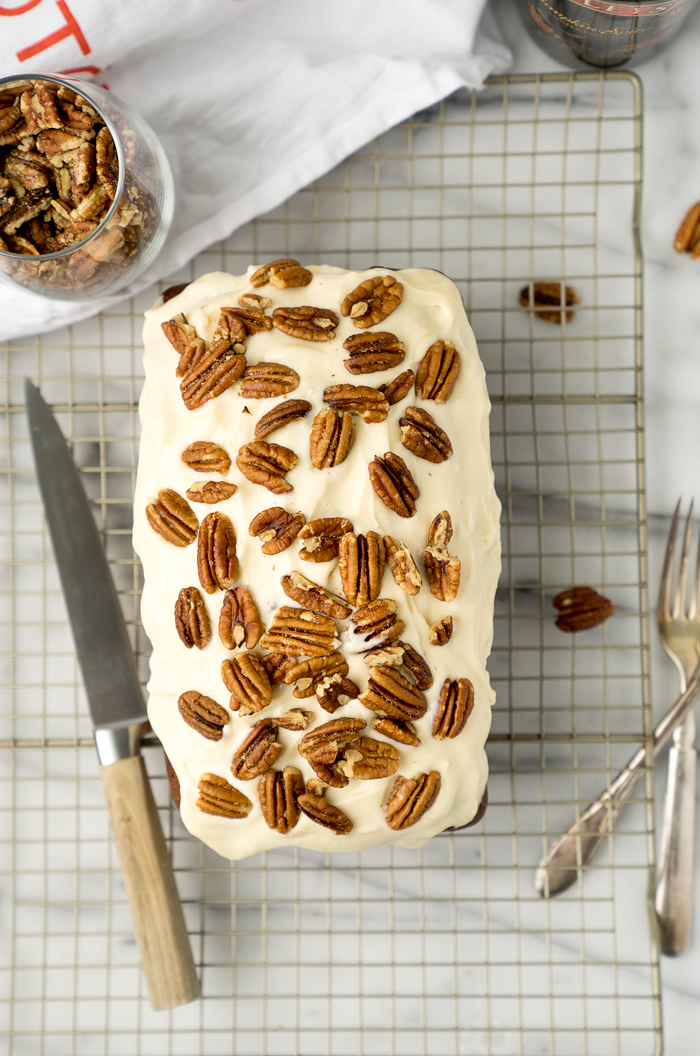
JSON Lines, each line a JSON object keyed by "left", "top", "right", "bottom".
{"left": 95, "top": 724, "right": 146, "bottom": 766}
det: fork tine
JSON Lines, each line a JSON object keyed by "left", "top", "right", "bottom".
{"left": 659, "top": 499, "right": 682, "bottom": 621}
{"left": 675, "top": 499, "right": 694, "bottom": 619}
{"left": 691, "top": 510, "right": 700, "bottom": 620}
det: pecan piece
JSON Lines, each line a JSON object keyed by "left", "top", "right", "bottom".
{"left": 323, "top": 383, "right": 389, "bottom": 424}
{"left": 146, "top": 489, "right": 198, "bottom": 547}
{"left": 221, "top": 653, "right": 272, "bottom": 715}
{"left": 272, "top": 305, "right": 338, "bottom": 341}
{"left": 298, "top": 717, "right": 366, "bottom": 788}
{"left": 369, "top": 453, "right": 419, "bottom": 518}
{"left": 400, "top": 407, "right": 452, "bottom": 463}
{"left": 675, "top": 201, "right": 700, "bottom": 256}
{"left": 231, "top": 719, "right": 282, "bottom": 780}
{"left": 162, "top": 282, "right": 189, "bottom": 303}
{"left": 281, "top": 571, "right": 351, "bottom": 619}
{"left": 310, "top": 408, "right": 355, "bottom": 468}
{"left": 219, "top": 305, "right": 273, "bottom": 335}
{"left": 358, "top": 666, "right": 427, "bottom": 722}
{"left": 378, "top": 368, "right": 415, "bottom": 406}
{"left": 415, "top": 340, "right": 460, "bottom": 404}
{"left": 341, "top": 275, "right": 404, "bottom": 329}
{"left": 260, "top": 653, "right": 297, "bottom": 687}
{"left": 219, "top": 586, "right": 263, "bottom": 650}
{"left": 351, "top": 598, "right": 404, "bottom": 646}
{"left": 238, "top": 362, "right": 300, "bottom": 398}
{"left": 552, "top": 587, "right": 614, "bottom": 632}
{"left": 422, "top": 511, "right": 460, "bottom": 603}
{"left": 385, "top": 771, "right": 441, "bottom": 830}
{"left": 429, "top": 616, "right": 453, "bottom": 646}
{"left": 338, "top": 531, "right": 385, "bottom": 606}
{"left": 178, "top": 690, "right": 229, "bottom": 741}
{"left": 317, "top": 675, "right": 361, "bottom": 714}
{"left": 398, "top": 641, "right": 433, "bottom": 690}
{"left": 174, "top": 586, "right": 211, "bottom": 649}
{"left": 249, "top": 507, "right": 305, "bottom": 555}
{"left": 336, "top": 737, "right": 400, "bottom": 781}
{"left": 298, "top": 792, "right": 352, "bottom": 834}
{"left": 239, "top": 293, "right": 272, "bottom": 311}
{"left": 186, "top": 480, "right": 237, "bottom": 504}
{"left": 299, "top": 518, "right": 353, "bottom": 563}
{"left": 197, "top": 512, "right": 238, "bottom": 593}
{"left": 0, "top": 188, "right": 52, "bottom": 235}
{"left": 259, "top": 767, "right": 305, "bottom": 833}
{"left": 343, "top": 331, "right": 405, "bottom": 374}
{"left": 259, "top": 606, "right": 338, "bottom": 657}
{"left": 271, "top": 710, "right": 312, "bottom": 731}
{"left": 519, "top": 282, "right": 580, "bottom": 324}
{"left": 164, "top": 753, "right": 180, "bottom": 807}
{"left": 181, "top": 440, "right": 230, "bottom": 475}
{"left": 255, "top": 399, "right": 312, "bottom": 440}
{"left": 237, "top": 441, "right": 298, "bottom": 494}
{"left": 384, "top": 536, "right": 421, "bottom": 596}
{"left": 197, "top": 774, "right": 252, "bottom": 819}
{"left": 250, "top": 258, "right": 313, "bottom": 289}
{"left": 432, "top": 677, "right": 474, "bottom": 740}
{"left": 372, "top": 717, "right": 420, "bottom": 747}
{"left": 20, "top": 84, "right": 62, "bottom": 134}
{"left": 180, "top": 336, "right": 246, "bottom": 410}
{"left": 284, "top": 654, "right": 350, "bottom": 698}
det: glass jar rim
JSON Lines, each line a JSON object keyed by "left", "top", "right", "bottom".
{"left": 0, "top": 73, "right": 126, "bottom": 263}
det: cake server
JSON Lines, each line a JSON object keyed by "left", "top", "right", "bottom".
{"left": 25, "top": 379, "right": 200, "bottom": 1011}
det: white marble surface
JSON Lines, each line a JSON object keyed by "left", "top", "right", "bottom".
{"left": 492, "top": 2, "right": 700, "bottom": 1051}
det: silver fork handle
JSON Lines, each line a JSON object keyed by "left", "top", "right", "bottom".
{"left": 535, "top": 670, "right": 700, "bottom": 897}
{"left": 654, "top": 711, "right": 696, "bottom": 955}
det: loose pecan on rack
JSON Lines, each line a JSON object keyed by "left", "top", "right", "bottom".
{"left": 218, "top": 586, "right": 263, "bottom": 650}
{"left": 385, "top": 771, "right": 441, "bottom": 830}
{"left": 197, "top": 774, "right": 252, "bottom": 818}
{"left": 310, "top": 408, "right": 355, "bottom": 468}
{"left": 369, "top": 452, "right": 419, "bottom": 518}
{"left": 250, "top": 258, "right": 312, "bottom": 289}
{"left": 519, "top": 282, "right": 580, "bottom": 324}
{"left": 415, "top": 340, "right": 460, "bottom": 403}
{"left": 259, "top": 606, "right": 338, "bottom": 657}
{"left": 272, "top": 305, "right": 338, "bottom": 341}
{"left": 238, "top": 362, "right": 300, "bottom": 398}
{"left": 323, "top": 383, "right": 389, "bottom": 424}
{"left": 231, "top": 719, "right": 282, "bottom": 780}
{"left": 298, "top": 517, "right": 353, "bottom": 563}
{"left": 341, "top": 275, "right": 404, "bottom": 328}
{"left": 255, "top": 399, "right": 311, "bottom": 440}
{"left": 181, "top": 440, "right": 230, "bottom": 475}
{"left": 281, "top": 571, "right": 352, "bottom": 619}
{"left": 186, "top": 480, "right": 237, "bottom": 504}
{"left": 197, "top": 511, "right": 238, "bottom": 593}
{"left": 259, "top": 767, "right": 305, "bottom": 834}
{"left": 358, "top": 666, "right": 427, "bottom": 721}
{"left": 297, "top": 716, "right": 366, "bottom": 787}
{"left": 552, "top": 587, "right": 614, "bottom": 632}
{"left": 146, "top": 489, "right": 198, "bottom": 547}
{"left": 342, "top": 331, "right": 405, "bottom": 374}
{"left": 383, "top": 535, "right": 421, "bottom": 595}
{"left": 432, "top": 677, "right": 474, "bottom": 740}
{"left": 249, "top": 507, "right": 305, "bottom": 555}
{"left": 400, "top": 406, "right": 452, "bottom": 463}
{"left": 174, "top": 586, "right": 211, "bottom": 649}
{"left": 422, "top": 511, "right": 460, "bottom": 603}
{"left": 178, "top": 691, "right": 229, "bottom": 741}
{"left": 378, "top": 368, "right": 415, "bottom": 406}
{"left": 236, "top": 440, "right": 298, "bottom": 494}
{"left": 221, "top": 653, "right": 272, "bottom": 715}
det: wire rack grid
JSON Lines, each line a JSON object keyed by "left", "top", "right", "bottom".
{"left": 0, "top": 71, "right": 658, "bottom": 1056}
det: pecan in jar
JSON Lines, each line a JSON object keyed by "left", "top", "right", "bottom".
{"left": 236, "top": 440, "right": 298, "bottom": 494}
{"left": 281, "top": 570, "right": 352, "bottom": 620}
{"left": 552, "top": 587, "right": 614, "bottom": 632}
{"left": 338, "top": 531, "right": 386, "bottom": 606}
{"left": 258, "top": 606, "right": 338, "bottom": 657}
{"left": 400, "top": 406, "right": 452, "bottom": 463}
{"left": 383, "top": 535, "right": 421, "bottom": 596}
{"left": 378, "top": 368, "right": 415, "bottom": 406}
{"left": 351, "top": 598, "right": 404, "bottom": 647}
{"left": 162, "top": 314, "right": 206, "bottom": 378}
{"left": 298, "top": 716, "right": 367, "bottom": 788}
{"left": 358, "top": 666, "right": 427, "bottom": 722}
{"left": 298, "top": 517, "right": 353, "bottom": 563}
{"left": 231, "top": 719, "right": 282, "bottom": 780}
{"left": 369, "top": 453, "right": 419, "bottom": 518}
{"left": 323, "top": 383, "right": 390, "bottom": 424}
{"left": 342, "top": 331, "right": 405, "bottom": 374}
{"left": 272, "top": 305, "right": 338, "bottom": 341}
{"left": 177, "top": 690, "right": 229, "bottom": 741}
{"left": 255, "top": 399, "right": 312, "bottom": 440}
{"left": 429, "top": 615, "right": 453, "bottom": 646}
{"left": 385, "top": 771, "right": 441, "bottom": 830}
{"left": 249, "top": 507, "right": 305, "bottom": 555}
{"left": 415, "top": 340, "right": 460, "bottom": 403}
{"left": 238, "top": 362, "right": 300, "bottom": 399}
{"left": 174, "top": 586, "right": 211, "bottom": 649}
{"left": 310, "top": 408, "right": 355, "bottom": 469}
{"left": 197, "top": 774, "right": 252, "bottom": 819}
{"left": 146, "top": 489, "right": 198, "bottom": 547}
{"left": 186, "top": 480, "right": 237, "bottom": 504}
{"left": 181, "top": 440, "right": 230, "bottom": 475}
{"left": 219, "top": 586, "right": 263, "bottom": 650}
{"left": 221, "top": 652, "right": 272, "bottom": 715}
{"left": 197, "top": 511, "right": 238, "bottom": 594}
{"left": 341, "top": 275, "right": 404, "bottom": 329}
{"left": 250, "top": 258, "right": 313, "bottom": 289}
{"left": 259, "top": 767, "right": 305, "bottom": 834}
{"left": 432, "top": 677, "right": 474, "bottom": 740}
{"left": 519, "top": 282, "right": 580, "bottom": 324}
{"left": 422, "top": 511, "right": 460, "bottom": 603}
{"left": 297, "top": 791, "right": 353, "bottom": 835}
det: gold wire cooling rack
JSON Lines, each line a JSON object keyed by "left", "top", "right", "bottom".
{"left": 0, "top": 71, "right": 658, "bottom": 1056}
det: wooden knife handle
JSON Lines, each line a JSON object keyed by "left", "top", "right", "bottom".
{"left": 100, "top": 754, "right": 200, "bottom": 1010}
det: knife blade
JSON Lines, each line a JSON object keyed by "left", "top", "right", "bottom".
{"left": 25, "top": 379, "right": 200, "bottom": 1010}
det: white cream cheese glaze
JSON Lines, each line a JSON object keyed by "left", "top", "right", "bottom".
{"left": 133, "top": 266, "right": 501, "bottom": 860}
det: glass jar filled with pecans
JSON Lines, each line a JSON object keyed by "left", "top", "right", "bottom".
{"left": 0, "top": 74, "right": 174, "bottom": 299}
{"left": 514, "top": 0, "right": 700, "bottom": 69}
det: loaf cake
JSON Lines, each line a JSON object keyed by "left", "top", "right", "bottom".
{"left": 133, "top": 262, "right": 501, "bottom": 860}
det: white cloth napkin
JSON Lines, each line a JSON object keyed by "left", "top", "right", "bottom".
{"left": 0, "top": 0, "right": 510, "bottom": 342}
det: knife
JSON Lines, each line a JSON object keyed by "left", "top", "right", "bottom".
{"left": 25, "top": 379, "right": 200, "bottom": 1011}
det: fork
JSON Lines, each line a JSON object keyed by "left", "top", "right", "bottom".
{"left": 654, "top": 499, "right": 700, "bottom": 955}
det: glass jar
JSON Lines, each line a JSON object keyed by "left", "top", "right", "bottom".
{"left": 513, "top": 0, "right": 700, "bottom": 69}
{"left": 0, "top": 74, "right": 174, "bottom": 299}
